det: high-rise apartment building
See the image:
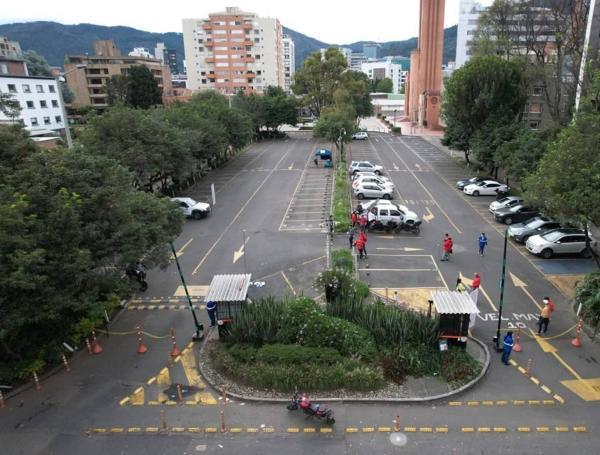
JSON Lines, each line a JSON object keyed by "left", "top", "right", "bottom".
{"left": 363, "top": 43, "right": 381, "bottom": 59}
{"left": 282, "top": 35, "right": 295, "bottom": 93}
{"left": 455, "top": 0, "right": 487, "bottom": 68}
{"left": 155, "top": 42, "right": 180, "bottom": 75}
{"left": 182, "top": 7, "right": 284, "bottom": 94}
{"left": 361, "top": 58, "right": 405, "bottom": 94}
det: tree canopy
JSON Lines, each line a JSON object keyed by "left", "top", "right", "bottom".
{"left": 375, "top": 78, "right": 393, "bottom": 93}
{"left": 126, "top": 65, "right": 163, "bottom": 108}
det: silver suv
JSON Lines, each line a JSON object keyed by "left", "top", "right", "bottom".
{"left": 349, "top": 161, "right": 383, "bottom": 175}
{"left": 525, "top": 228, "right": 596, "bottom": 259}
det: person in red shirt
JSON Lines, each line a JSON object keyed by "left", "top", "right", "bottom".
{"left": 441, "top": 234, "right": 453, "bottom": 262}
{"left": 354, "top": 237, "right": 366, "bottom": 259}
{"left": 359, "top": 231, "right": 368, "bottom": 259}
{"left": 543, "top": 297, "right": 555, "bottom": 315}
{"left": 472, "top": 273, "right": 481, "bottom": 290}
{"left": 351, "top": 211, "right": 358, "bottom": 227}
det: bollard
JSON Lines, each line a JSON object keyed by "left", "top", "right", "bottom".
{"left": 394, "top": 415, "right": 401, "bottom": 432}
{"left": 221, "top": 385, "right": 228, "bottom": 404}
{"left": 513, "top": 328, "right": 522, "bottom": 353}
{"left": 90, "top": 327, "right": 103, "bottom": 354}
{"left": 61, "top": 353, "right": 71, "bottom": 372}
{"left": 170, "top": 328, "right": 181, "bottom": 358}
{"left": 526, "top": 358, "right": 532, "bottom": 376}
{"left": 0, "top": 390, "right": 5, "bottom": 408}
{"left": 85, "top": 337, "right": 92, "bottom": 355}
{"left": 160, "top": 410, "right": 168, "bottom": 432}
{"left": 220, "top": 410, "right": 226, "bottom": 433}
{"left": 176, "top": 384, "right": 183, "bottom": 404}
{"left": 32, "top": 371, "right": 41, "bottom": 390}
{"left": 571, "top": 319, "right": 583, "bottom": 348}
{"left": 136, "top": 324, "right": 148, "bottom": 354}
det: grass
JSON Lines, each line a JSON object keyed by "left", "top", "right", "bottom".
{"left": 332, "top": 163, "right": 351, "bottom": 233}
{"left": 330, "top": 248, "right": 353, "bottom": 272}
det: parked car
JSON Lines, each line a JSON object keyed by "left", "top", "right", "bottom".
{"left": 352, "top": 131, "right": 369, "bottom": 140}
{"left": 349, "top": 160, "right": 383, "bottom": 175}
{"left": 350, "top": 171, "right": 392, "bottom": 183}
{"left": 367, "top": 201, "right": 420, "bottom": 225}
{"left": 353, "top": 182, "right": 394, "bottom": 200}
{"left": 508, "top": 217, "right": 562, "bottom": 244}
{"left": 352, "top": 175, "right": 395, "bottom": 190}
{"left": 456, "top": 176, "right": 493, "bottom": 190}
{"left": 463, "top": 180, "right": 509, "bottom": 197}
{"left": 494, "top": 205, "right": 539, "bottom": 225}
{"left": 489, "top": 196, "right": 524, "bottom": 214}
{"left": 526, "top": 228, "right": 596, "bottom": 259}
{"left": 171, "top": 197, "right": 211, "bottom": 219}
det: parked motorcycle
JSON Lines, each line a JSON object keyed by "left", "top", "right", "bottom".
{"left": 125, "top": 262, "right": 148, "bottom": 292}
{"left": 369, "top": 220, "right": 421, "bottom": 235}
{"left": 287, "top": 391, "right": 335, "bottom": 424}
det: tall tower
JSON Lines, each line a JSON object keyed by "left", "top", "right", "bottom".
{"left": 406, "top": 0, "right": 445, "bottom": 129}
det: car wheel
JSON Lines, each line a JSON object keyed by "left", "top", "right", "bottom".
{"left": 504, "top": 217, "right": 513, "bottom": 225}
{"left": 357, "top": 193, "right": 364, "bottom": 200}
{"left": 375, "top": 170, "right": 382, "bottom": 175}
{"left": 192, "top": 211, "right": 203, "bottom": 220}
{"left": 581, "top": 247, "right": 593, "bottom": 258}
{"left": 383, "top": 193, "right": 391, "bottom": 200}
{"left": 352, "top": 170, "right": 358, "bottom": 175}
{"left": 541, "top": 248, "right": 553, "bottom": 259}
{"left": 472, "top": 190, "right": 480, "bottom": 197}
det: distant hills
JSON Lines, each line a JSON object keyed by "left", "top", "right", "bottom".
{"left": 0, "top": 21, "right": 457, "bottom": 71}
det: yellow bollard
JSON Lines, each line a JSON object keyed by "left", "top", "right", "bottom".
{"left": 394, "top": 415, "right": 401, "bottom": 432}
{"left": 160, "top": 410, "right": 168, "bottom": 432}
{"left": 220, "top": 410, "right": 226, "bottom": 433}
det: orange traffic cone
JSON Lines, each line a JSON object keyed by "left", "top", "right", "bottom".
{"left": 513, "top": 328, "right": 522, "bottom": 352}
{"left": 170, "top": 328, "right": 181, "bottom": 358}
{"left": 136, "top": 324, "right": 148, "bottom": 354}
{"left": 571, "top": 319, "right": 583, "bottom": 348}
{"left": 91, "top": 327, "right": 103, "bottom": 354}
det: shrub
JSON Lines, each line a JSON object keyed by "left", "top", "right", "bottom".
{"left": 229, "top": 297, "right": 284, "bottom": 344}
{"left": 315, "top": 269, "right": 355, "bottom": 301}
{"left": 575, "top": 272, "right": 600, "bottom": 329}
{"left": 331, "top": 248, "right": 353, "bottom": 273}
{"left": 440, "top": 347, "right": 482, "bottom": 386}
{"left": 392, "top": 126, "right": 402, "bottom": 134}
{"left": 332, "top": 163, "right": 350, "bottom": 233}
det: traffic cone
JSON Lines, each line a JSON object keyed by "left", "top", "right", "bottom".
{"left": 571, "top": 319, "right": 583, "bottom": 348}
{"left": 91, "top": 327, "right": 103, "bottom": 354}
{"left": 136, "top": 324, "right": 148, "bottom": 354}
{"left": 170, "top": 328, "right": 181, "bottom": 358}
{"left": 513, "top": 328, "right": 522, "bottom": 352}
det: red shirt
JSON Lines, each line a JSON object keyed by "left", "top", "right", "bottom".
{"left": 351, "top": 213, "right": 357, "bottom": 224}
{"left": 359, "top": 216, "right": 367, "bottom": 227}
{"left": 359, "top": 232, "right": 367, "bottom": 244}
{"left": 443, "top": 237, "right": 453, "bottom": 252}
{"left": 546, "top": 299, "right": 555, "bottom": 314}
{"left": 354, "top": 238, "right": 365, "bottom": 250}
{"left": 472, "top": 275, "right": 481, "bottom": 289}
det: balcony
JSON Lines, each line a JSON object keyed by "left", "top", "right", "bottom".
{"left": 242, "top": 40, "right": 254, "bottom": 47}
{"left": 205, "top": 57, "right": 216, "bottom": 63}
{"left": 243, "top": 22, "right": 253, "bottom": 30}
{"left": 245, "top": 71, "right": 256, "bottom": 78}
{"left": 201, "top": 23, "right": 213, "bottom": 30}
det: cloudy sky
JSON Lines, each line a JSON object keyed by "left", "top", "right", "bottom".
{"left": 0, "top": 0, "right": 489, "bottom": 44}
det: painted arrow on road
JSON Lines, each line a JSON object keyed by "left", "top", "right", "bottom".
{"left": 510, "top": 272, "right": 543, "bottom": 311}
{"left": 233, "top": 237, "right": 250, "bottom": 264}
{"left": 415, "top": 163, "right": 422, "bottom": 171}
{"left": 423, "top": 207, "right": 435, "bottom": 223}
{"left": 393, "top": 163, "right": 400, "bottom": 171}
{"left": 375, "top": 247, "right": 424, "bottom": 252}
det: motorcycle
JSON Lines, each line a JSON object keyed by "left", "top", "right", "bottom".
{"left": 369, "top": 219, "right": 421, "bottom": 235}
{"left": 125, "top": 262, "right": 148, "bottom": 292}
{"left": 287, "top": 391, "right": 335, "bottom": 424}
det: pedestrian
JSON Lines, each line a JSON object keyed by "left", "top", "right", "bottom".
{"left": 328, "top": 215, "right": 334, "bottom": 234}
{"left": 537, "top": 301, "right": 552, "bottom": 335}
{"left": 359, "top": 214, "right": 368, "bottom": 232}
{"left": 472, "top": 273, "right": 481, "bottom": 290}
{"left": 501, "top": 331, "right": 514, "bottom": 365}
{"left": 440, "top": 233, "right": 453, "bottom": 261}
{"left": 543, "top": 296, "right": 555, "bottom": 314}
{"left": 455, "top": 277, "right": 467, "bottom": 292}
{"left": 478, "top": 232, "right": 488, "bottom": 256}
{"left": 351, "top": 211, "right": 358, "bottom": 227}
{"left": 206, "top": 300, "right": 217, "bottom": 327}
{"left": 354, "top": 237, "right": 366, "bottom": 259}
{"left": 356, "top": 203, "right": 363, "bottom": 214}
{"left": 359, "top": 230, "right": 368, "bottom": 259}
{"left": 314, "top": 157, "right": 319, "bottom": 167}
{"left": 348, "top": 226, "right": 356, "bottom": 249}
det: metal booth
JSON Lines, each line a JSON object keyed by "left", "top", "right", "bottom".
{"left": 205, "top": 273, "right": 252, "bottom": 338}
{"left": 431, "top": 290, "right": 479, "bottom": 349}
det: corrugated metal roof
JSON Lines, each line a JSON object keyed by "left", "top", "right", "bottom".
{"left": 432, "top": 290, "right": 480, "bottom": 314}
{"left": 205, "top": 274, "right": 251, "bottom": 302}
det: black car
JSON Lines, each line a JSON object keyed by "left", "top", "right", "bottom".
{"left": 456, "top": 176, "right": 494, "bottom": 190}
{"left": 494, "top": 205, "right": 540, "bottom": 225}
{"left": 507, "top": 217, "right": 562, "bottom": 243}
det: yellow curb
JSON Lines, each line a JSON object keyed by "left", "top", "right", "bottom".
{"left": 109, "top": 428, "right": 124, "bottom": 433}
{"left": 467, "top": 401, "right": 479, "bottom": 407}
{"left": 229, "top": 428, "right": 242, "bottom": 433}
{"left": 478, "top": 427, "right": 491, "bottom": 432}
{"left": 461, "top": 427, "right": 475, "bottom": 433}
{"left": 164, "top": 401, "right": 177, "bottom": 406}
{"left": 517, "top": 427, "right": 531, "bottom": 432}
{"left": 320, "top": 428, "right": 333, "bottom": 433}
{"left": 92, "top": 428, "right": 107, "bottom": 433}
{"left": 555, "top": 427, "right": 569, "bottom": 432}
{"left": 127, "top": 427, "right": 141, "bottom": 433}
{"left": 362, "top": 427, "right": 374, "bottom": 433}
{"left": 146, "top": 401, "right": 160, "bottom": 406}
{"left": 435, "top": 427, "right": 448, "bottom": 433}
{"left": 573, "top": 427, "right": 587, "bottom": 432}
{"left": 513, "top": 400, "right": 525, "bottom": 406}
{"left": 554, "top": 394, "right": 565, "bottom": 404}
{"left": 493, "top": 427, "right": 507, "bottom": 433}
{"left": 304, "top": 428, "right": 316, "bottom": 433}
{"left": 346, "top": 428, "right": 358, "bottom": 433}
{"left": 518, "top": 366, "right": 527, "bottom": 374}
{"left": 119, "top": 397, "right": 130, "bottom": 406}
{"left": 378, "top": 427, "right": 392, "bottom": 432}
{"left": 145, "top": 427, "right": 159, "bottom": 433}
{"left": 448, "top": 401, "right": 462, "bottom": 406}
{"left": 287, "top": 428, "right": 300, "bottom": 433}
{"left": 536, "top": 427, "right": 550, "bottom": 432}
{"left": 188, "top": 427, "right": 201, "bottom": 433}
{"left": 495, "top": 400, "right": 508, "bottom": 406}
{"left": 246, "top": 428, "right": 258, "bottom": 433}
{"left": 205, "top": 427, "right": 217, "bottom": 433}
{"left": 172, "top": 427, "right": 185, "bottom": 433}
{"left": 185, "top": 401, "right": 197, "bottom": 405}
{"left": 147, "top": 377, "right": 156, "bottom": 385}
{"left": 404, "top": 427, "right": 417, "bottom": 432}
{"left": 420, "top": 427, "right": 433, "bottom": 433}
{"left": 482, "top": 401, "right": 494, "bottom": 406}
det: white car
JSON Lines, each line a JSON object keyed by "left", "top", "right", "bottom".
{"left": 463, "top": 180, "right": 509, "bottom": 196}
{"left": 352, "top": 175, "right": 394, "bottom": 190}
{"left": 352, "top": 131, "right": 369, "bottom": 140}
{"left": 171, "top": 197, "right": 211, "bottom": 219}
{"left": 350, "top": 171, "right": 392, "bottom": 183}
{"left": 353, "top": 182, "right": 394, "bottom": 200}
{"left": 489, "top": 196, "right": 524, "bottom": 213}
{"left": 363, "top": 200, "right": 420, "bottom": 225}
{"left": 349, "top": 160, "right": 383, "bottom": 175}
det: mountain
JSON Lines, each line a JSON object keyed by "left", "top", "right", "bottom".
{"left": 0, "top": 21, "right": 457, "bottom": 72}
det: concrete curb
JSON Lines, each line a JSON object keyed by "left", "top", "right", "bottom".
{"left": 197, "top": 335, "right": 490, "bottom": 404}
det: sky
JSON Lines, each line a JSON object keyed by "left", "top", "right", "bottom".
{"left": 0, "top": 0, "right": 484, "bottom": 44}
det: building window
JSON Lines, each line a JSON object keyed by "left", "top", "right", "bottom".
{"left": 529, "top": 103, "right": 542, "bottom": 113}
{"left": 529, "top": 121, "right": 540, "bottom": 130}
{"left": 26, "top": 101, "right": 34, "bottom": 108}
{"left": 36, "top": 84, "right": 44, "bottom": 93}
{"left": 43, "top": 116, "right": 51, "bottom": 125}
{"left": 0, "top": 63, "right": 7, "bottom": 74}
{"left": 55, "top": 115, "right": 62, "bottom": 123}
{"left": 40, "top": 100, "right": 48, "bottom": 108}
{"left": 22, "top": 84, "right": 31, "bottom": 93}
{"left": 49, "top": 85, "right": 56, "bottom": 93}
{"left": 202, "top": 79, "right": 207, "bottom": 84}
{"left": 52, "top": 100, "right": 59, "bottom": 107}
{"left": 31, "top": 117, "right": 39, "bottom": 126}
{"left": 8, "top": 84, "right": 17, "bottom": 93}
{"left": 532, "top": 86, "right": 543, "bottom": 96}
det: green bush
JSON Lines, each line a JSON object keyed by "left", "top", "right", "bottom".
{"left": 575, "top": 272, "right": 600, "bottom": 328}
{"left": 440, "top": 347, "right": 482, "bottom": 386}
{"left": 331, "top": 248, "right": 353, "bottom": 272}
{"left": 228, "top": 297, "right": 284, "bottom": 344}
{"left": 332, "top": 163, "right": 351, "bottom": 233}
{"left": 228, "top": 343, "right": 345, "bottom": 365}
{"left": 392, "top": 126, "right": 402, "bottom": 134}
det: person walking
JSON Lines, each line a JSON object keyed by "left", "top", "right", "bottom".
{"left": 543, "top": 296, "right": 555, "bottom": 314}
{"left": 441, "top": 233, "right": 453, "bottom": 261}
{"left": 348, "top": 226, "right": 356, "bottom": 249}
{"left": 359, "top": 214, "right": 368, "bottom": 232}
{"left": 351, "top": 211, "right": 358, "bottom": 227}
{"left": 537, "top": 302, "right": 552, "bottom": 335}
{"left": 472, "top": 273, "right": 481, "bottom": 290}
{"left": 206, "top": 300, "right": 217, "bottom": 327}
{"left": 328, "top": 215, "right": 334, "bottom": 234}
{"left": 354, "top": 236, "right": 366, "bottom": 259}
{"left": 359, "top": 230, "right": 368, "bottom": 259}
{"left": 478, "top": 233, "right": 488, "bottom": 256}
{"left": 501, "top": 331, "right": 514, "bottom": 365}
{"left": 455, "top": 277, "right": 467, "bottom": 292}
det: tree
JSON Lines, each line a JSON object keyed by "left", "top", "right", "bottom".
{"left": 23, "top": 50, "right": 52, "bottom": 76}
{"left": 313, "top": 106, "right": 355, "bottom": 158}
{"left": 341, "top": 71, "right": 373, "bottom": 118}
{"left": 126, "top": 65, "right": 162, "bottom": 108}
{"left": 375, "top": 78, "right": 393, "bottom": 93}
{"left": 262, "top": 86, "right": 298, "bottom": 131}
{"left": 106, "top": 75, "right": 129, "bottom": 106}
{"left": 441, "top": 55, "right": 527, "bottom": 163}
{"left": 0, "top": 92, "right": 22, "bottom": 121}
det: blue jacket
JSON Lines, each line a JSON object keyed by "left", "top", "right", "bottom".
{"left": 503, "top": 334, "right": 514, "bottom": 350}
{"left": 206, "top": 301, "right": 217, "bottom": 312}
{"left": 478, "top": 235, "right": 488, "bottom": 247}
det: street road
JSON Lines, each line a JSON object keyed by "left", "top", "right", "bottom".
{"left": 1, "top": 132, "right": 599, "bottom": 454}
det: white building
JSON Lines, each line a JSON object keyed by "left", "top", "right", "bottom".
{"left": 0, "top": 75, "right": 65, "bottom": 134}
{"left": 456, "top": 0, "right": 488, "bottom": 68}
{"left": 282, "top": 35, "right": 295, "bottom": 93}
{"left": 182, "top": 7, "right": 284, "bottom": 94}
{"left": 350, "top": 52, "right": 368, "bottom": 70}
{"left": 128, "top": 47, "right": 153, "bottom": 59}
{"left": 360, "top": 58, "right": 404, "bottom": 94}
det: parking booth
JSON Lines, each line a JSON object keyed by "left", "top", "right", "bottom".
{"left": 205, "top": 273, "right": 252, "bottom": 338}
{"left": 431, "top": 290, "right": 479, "bottom": 349}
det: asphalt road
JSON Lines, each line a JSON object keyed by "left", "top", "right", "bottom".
{"left": 1, "top": 132, "right": 599, "bottom": 455}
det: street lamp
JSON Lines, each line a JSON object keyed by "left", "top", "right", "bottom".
{"left": 57, "top": 64, "right": 86, "bottom": 149}
{"left": 494, "top": 227, "right": 509, "bottom": 351}
{"left": 394, "top": 109, "right": 397, "bottom": 127}
{"left": 338, "top": 128, "right": 346, "bottom": 163}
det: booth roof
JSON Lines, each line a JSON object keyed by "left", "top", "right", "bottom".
{"left": 205, "top": 274, "right": 252, "bottom": 302}
{"left": 432, "top": 290, "right": 480, "bottom": 314}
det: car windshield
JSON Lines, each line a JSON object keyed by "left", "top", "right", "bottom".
{"left": 542, "top": 231, "right": 563, "bottom": 242}
{"left": 525, "top": 219, "right": 544, "bottom": 229}
{"left": 476, "top": 181, "right": 488, "bottom": 186}
{"left": 496, "top": 197, "right": 510, "bottom": 204}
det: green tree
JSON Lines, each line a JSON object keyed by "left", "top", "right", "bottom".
{"left": 375, "top": 78, "right": 393, "bottom": 93}
{"left": 126, "top": 65, "right": 162, "bottom": 108}
{"left": 341, "top": 71, "right": 373, "bottom": 118}
{"left": 313, "top": 106, "right": 355, "bottom": 161}
{"left": 441, "top": 55, "right": 527, "bottom": 163}
{"left": 0, "top": 92, "right": 22, "bottom": 120}
{"left": 23, "top": 50, "right": 52, "bottom": 76}
{"left": 106, "top": 74, "right": 129, "bottom": 106}
{"left": 262, "top": 86, "right": 298, "bottom": 131}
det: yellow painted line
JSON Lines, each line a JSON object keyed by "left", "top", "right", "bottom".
{"left": 346, "top": 428, "right": 359, "bottom": 433}
{"left": 540, "top": 385, "right": 551, "bottom": 394}
{"left": 205, "top": 427, "right": 218, "bottom": 433}
{"left": 92, "top": 428, "right": 107, "bottom": 433}
{"left": 280, "top": 271, "right": 297, "bottom": 296}
{"left": 119, "top": 397, "right": 130, "bottom": 406}
{"left": 150, "top": 299, "right": 161, "bottom": 304}
{"left": 435, "top": 427, "right": 449, "bottom": 433}
{"left": 229, "top": 428, "right": 242, "bottom": 433}
{"left": 164, "top": 401, "right": 177, "bottom": 406}
{"left": 362, "top": 427, "right": 375, "bottom": 433}
{"left": 573, "top": 426, "right": 587, "bottom": 432}
{"left": 517, "top": 366, "right": 527, "bottom": 374}
{"left": 320, "top": 428, "right": 333, "bottom": 433}
{"left": 551, "top": 351, "right": 583, "bottom": 380}
{"left": 147, "top": 401, "right": 160, "bottom": 406}
{"left": 530, "top": 377, "right": 540, "bottom": 385}
{"left": 513, "top": 400, "right": 525, "bottom": 406}
{"left": 461, "top": 427, "right": 475, "bottom": 433}
{"left": 518, "top": 427, "right": 531, "bottom": 432}
{"left": 177, "top": 238, "right": 193, "bottom": 256}
{"left": 543, "top": 400, "right": 556, "bottom": 405}
{"left": 554, "top": 394, "right": 565, "bottom": 404}
{"left": 172, "top": 427, "right": 185, "bottom": 433}
{"left": 528, "top": 329, "right": 557, "bottom": 353}
{"left": 262, "top": 427, "right": 274, "bottom": 433}
{"left": 287, "top": 428, "right": 300, "bottom": 433}
{"left": 478, "top": 427, "right": 491, "bottom": 433}
{"left": 536, "top": 427, "right": 550, "bottom": 432}
{"left": 127, "top": 427, "right": 141, "bottom": 433}
{"left": 145, "top": 427, "right": 159, "bottom": 433}
{"left": 404, "top": 427, "right": 417, "bottom": 432}
{"left": 158, "top": 305, "right": 166, "bottom": 310}
{"left": 147, "top": 377, "right": 156, "bottom": 385}
{"left": 378, "top": 427, "right": 392, "bottom": 432}
{"left": 467, "top": 401, "right": 479, "bottom": 407}
{"left": 420, "top": 427, "right": 433, "bottom": 433}
{"left": 109, "top": 428, "right": 124, "bottom": 433}
{"left": 495, "top": 400, "right": 508, "bottom": 406}
{"left": 130, "top": 386, "right": 144, "bottom": 406}
{"left": 528, "top": 400, "right": 541, "bottom": 405}
{"left": 494, "top": 427, "right": 507, "bottom": 433}
{"left": 448, "top": 401, "right": 462, "bottom": 406}
{"left": 246, "top": 428, "right": 258, "bottom": 433}
{"left": 188, "top": 427, "right": 201, "bottom": 433}
{"left": 181, "top": 347, "right": 205, "bottom": 389}
{"left": 147, "top": 305, "right": 156, "bottom": 310}
{"left": 482, "top": 400, "right": 494, "bottom": 406}
{"left": 304, "top": 428, "right": 316, "bottom": 433}
{"left": 555, "top": 427, "right": 569, "bottom": 432}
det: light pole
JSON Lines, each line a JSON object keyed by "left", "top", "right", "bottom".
{"left": 338, "top": 128, "right": 346, "bottom": 163}
{"left": 58, "top": 64, "right": 86, "bottom": 149}
{"left": 495, "top": 227, "right": 509, "bottom": 351}
{"left": 394, "top": 109, "right": 397, "bottom": 127}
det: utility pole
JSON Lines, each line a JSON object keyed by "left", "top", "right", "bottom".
{"left": 495, "top": 227, "right": 509, "bottom": 351}
{"left": 170, "top": 242, "right": 203, "bottom": 340}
